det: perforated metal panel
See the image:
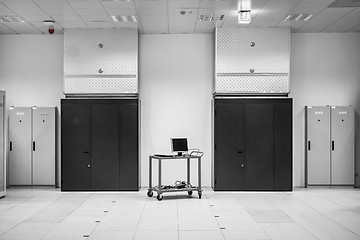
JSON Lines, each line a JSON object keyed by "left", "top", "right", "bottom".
{"left": 216, "top": 75, "right": 289, "bottom": 93}
{"left": 215, "top": 28, "right": 290, "bottom": 95}
{"left": 64, "top": 29, "right": 138, "bottom": 96}
{"left": 64, "top": 76, "right": 138, "bottom": 94}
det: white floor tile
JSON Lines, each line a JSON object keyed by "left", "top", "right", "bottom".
{"left": 0, "top": 187, "right": 360, "bottom": 240}
{"left": 179, "top": 230, "right": 225, "bottom": 240}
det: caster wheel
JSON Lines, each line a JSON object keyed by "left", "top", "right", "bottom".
{"left": 188, "top": 191, "right": 193, "bottom": 196}
{"left": 198, "top": 191, "right": 202, "bottom": 199}
{"left": 147, "top": 191, "right": 153, "bottom": 197}
{"left": 157, "top": 194, "right": 164, "bottom": 201}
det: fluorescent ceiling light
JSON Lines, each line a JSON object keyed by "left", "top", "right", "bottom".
{"left": 0, "top": 15, "right": 25, "bottom": 23}
{"left": 111, "top": 15, "right": 137, "bottom": 22}
{"left": 284, "top": 13, "right": 313, "bottom": 21}
{"left": 199, "top": 14, "right": 215, "bottom": 21}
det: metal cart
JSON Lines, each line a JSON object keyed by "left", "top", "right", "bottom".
{"left": 147, "top": 151, "right": 203, "bottom": 201}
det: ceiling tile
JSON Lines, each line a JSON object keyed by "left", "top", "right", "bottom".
{"left": 75, "top": 8, "right": 108, "bottom": 16}
{"left": 138, "top": 9, "right": 167, "bottom": 16}
{"left": 61, "top": 21, "right": 87, "bottom": 28}
{"left": 135, "top": 0, "right": 167, "bottom": 9}
{"left": 168, "top": 0, "right": 200, "bottom": 9}
{"left": 0, "top": 23, "right": 16, "bottom": 34}
{"left": 2, "top": 22, "right": 42, "bottom": 34}
{"left": 199, "top": 0, "right": 234, "bottom": 10}
{"left": 81, "top": 15, "right": 111, "bottom": 21}
{"left": 168, "top": 9, "right": 197, "bottom": 21}
{"left": 68, "top": 1, "right": 104, "bottom": 9}
{"left": 106, "top": 9, "right": 137, "bottom": 16}
{"left": 0, "top": 5, "right": 14, "bottom": 15}
{"left": 297, "top": 7, "right": 355, "bottom": 32}
{"left": 113, "top": 21, "right": 138, "bottom": 28}
{"left": 86, "top": 21, "right": 114, "bottom": 28}
{"left": 33, "top": 0, "right": 71, "bottom": 10}
{"left": 323, "top": 8, "right": 360, "bottom": 32}
{"left": 102, "top": 1, "right": 135, "bottom": 9}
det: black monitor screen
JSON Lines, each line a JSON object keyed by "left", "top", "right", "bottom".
{"left": 171, "top": 138, "right": 188, "bottom": 153}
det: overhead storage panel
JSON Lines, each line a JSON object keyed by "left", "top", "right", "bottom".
{"left": 215, "top": 28, "right": 290, "bottom": 95}
{"left": 64, "top": 29, "right": 138, "bottom": 96}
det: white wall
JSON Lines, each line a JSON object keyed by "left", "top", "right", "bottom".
{"left": 0, "top": 32, "right": 359, "bottom": 188}
{"left": 0, "top": 35, "right": 64, "bottom": 186}
{"left": 290, "top": 33, "right": 360, "bottom": 187}
{"left": 139, "top": 34, "right": 213, "bottom": 187}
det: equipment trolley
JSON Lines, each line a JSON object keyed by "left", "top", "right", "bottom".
{"left": 147, "top": 152, "right": 203, "bottom": 201}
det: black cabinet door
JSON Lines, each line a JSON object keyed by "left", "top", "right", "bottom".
{"left": 91, "top": 104, "right": 120, "bottom": 190}
{"left": 244, "top": 103, "right": 273, "bottom": 190}
{"left": 119, "top": 102, "right": 139, "bottom": 190}
{"left": 274, "top": 102, "right": 292, "bottom": 190}
{"left": 214, "top": 103, "right": 245, "bottom": 190}
{"left": 61, "top": 103, "right": 91, "bottom": 190}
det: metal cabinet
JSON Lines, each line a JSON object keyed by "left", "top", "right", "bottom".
{"left": 213, "top": 98, "right": 292, "bottom": 191}
{"left": 61, "top": 99, "right": 139, "bottom": 191}
{"left": 305, "top": 106, "right": 354, "bottom": 186}
{"left": 0, "top": 91, "right": 5, "bottom": 197}
{"left": 8, "top": 107, "right": 56, "bottom": 186}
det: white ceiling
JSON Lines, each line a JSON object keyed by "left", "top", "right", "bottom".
{"left": 0, "top": 0, "right": 360, "bottom": 35}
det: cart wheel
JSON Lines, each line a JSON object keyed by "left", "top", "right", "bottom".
{"left": 157, "top": 194, "right": 163, "bottom": 201}
{"left": 147, "top": 190, "right": 153, "bottom": 197}
{"left": 188, "top": 191, "right": 193, "bottom": 196}
{"left": 198, "top": 191, "right": 202, "bottom": 199}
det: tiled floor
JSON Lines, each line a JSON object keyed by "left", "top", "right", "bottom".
{"left": 0, "top": 187, "right": 360, "bottom": 240}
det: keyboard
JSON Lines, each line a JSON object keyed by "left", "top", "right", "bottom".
{"left": 154, "top": 154, "right": 176, "bottom": 157}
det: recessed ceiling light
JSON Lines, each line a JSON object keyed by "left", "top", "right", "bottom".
{"left": 284, "top": 13, "right": 313, "bottom": 22}
{"left": 199, "top": 15, "right": 215, "bottom": 21}
{"left": 0, "top": 15, "right": 25, "bottom": 23}
{"left": 111, "top": 15, "right": 137, "bottom": 22}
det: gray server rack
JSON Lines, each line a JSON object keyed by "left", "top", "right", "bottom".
{"left": 305, "top": 105, "right": 354, "bottom": 186}
{"left": 305, "top": 106, "right": 331, "bottom": 185}
{"left": 331, "top": 106, "right": 354, "bottom": 185}
{"left": 8, "top": 107, "right": 56, "bottom": 186}
{"left": 0, "top": 91, "right": 5, "bottom": 198}
{"left": 32, "top": 107, "right": 56, "bottom": 185}
{"left": 9, "top": 107, "right": 32, "bottom": 185}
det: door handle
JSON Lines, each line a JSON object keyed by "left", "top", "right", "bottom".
{"left": 83, "top": 151, "right": 90, "bottom": 154}
{"left": 237, "top": 151, "right": 243, "bottom": 153}
{"left": 10, "top": 141, "right": 12, "bottom": 151}
{"left": 308, "top": 141, "right": 311, "bottom": 151}
{"left": 332, "top": 141, "right": 334, "bottom": 151}
{"left": 33, "top": 141, "right": 36, "bottom": 151}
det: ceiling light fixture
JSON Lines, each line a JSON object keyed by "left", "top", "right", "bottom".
{"left": 238, "top": 1, "right": 251, "bottom": 24}
{"left": 284, "top": 13, "right": 313, "bottom": 22}
{"left": 199, "top": 14, "right": 215, "bottom": 22}
{"left": 111, "top": 15, "right": 137, "bottom": 22}
{"left": 0, "top": 15, "right": 25, "bottom": 23}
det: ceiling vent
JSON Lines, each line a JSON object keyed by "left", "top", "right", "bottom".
{"left": 328, "top": 0, "right": 360, "bottom": 7}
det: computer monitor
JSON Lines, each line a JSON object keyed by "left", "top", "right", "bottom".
{"left": 171, "top": 138, "right": 188, "bottom": 156}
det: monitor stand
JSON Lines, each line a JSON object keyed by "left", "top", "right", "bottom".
{"left": 177, "top": 152, "right": 183, "bottom": 156}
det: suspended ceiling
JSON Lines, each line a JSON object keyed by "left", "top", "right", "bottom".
{"left": 0, "top": 0, "right": 360, "bottom": 35}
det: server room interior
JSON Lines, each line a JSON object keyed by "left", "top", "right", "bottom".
{"left": 1, "top": 35, "right": 360, "bottom": 239}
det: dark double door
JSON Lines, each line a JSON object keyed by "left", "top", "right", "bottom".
{"left": 214, "top": 98, "right": 292, "bottom": 191}
{"left": 61, "top": 99, "right": 139, "bottom": 191}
